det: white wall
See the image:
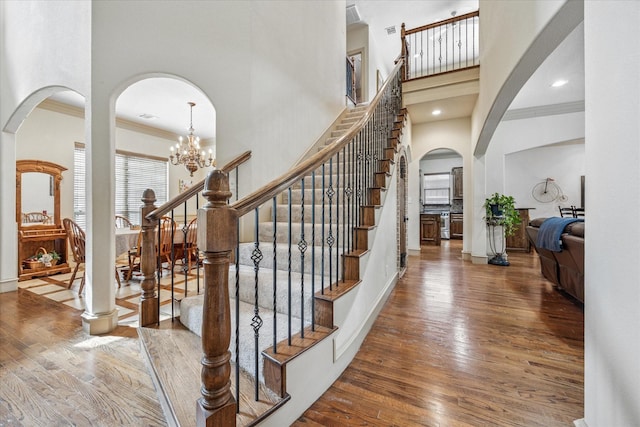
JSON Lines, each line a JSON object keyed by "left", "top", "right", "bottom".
{"left": 505, "top": 142, "right": 585, "bottom": 219}
{"left": 0, "top": 0, "right": 90, "bottom": 291}
{"left": 347, "top": 22, "right": 388, "bottom": 103}
{"left": 1, "top": 1, "right": 347, "bottom": 317}
{"left": 419, "top": 155, "right": 463, "bottom": 176}
{"left": 484, "top": 111, "right": 585, "bottom": 219}
{"left": 473, "top": 0, "right": 575, "bottom": 154}
{"left": 15, "top": 107, "right": 204, "bottom": 224}
{"left": 584, "top": 2, "right": 640, "bottom": 426}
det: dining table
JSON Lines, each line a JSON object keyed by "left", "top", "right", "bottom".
{"left": 115, "top": 226, "right": 186, "bottom": 257}
{"left": 115, "top": 227, "right": 141, "bottom": 257}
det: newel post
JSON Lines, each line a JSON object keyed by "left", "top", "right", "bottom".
{"left": 196, "top": 170, "right": 237, "bottom": 426}
{"left": 400, "top": 22, "right": 408, "bottom": 80}
{"left": 139, "top": 189, "right": 159, "bottom": 327}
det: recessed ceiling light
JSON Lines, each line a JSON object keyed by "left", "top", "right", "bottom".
{"left": 551, "top": 79, "right": 568, "bottom": 88}
{"left": 138, "top": 113, "right": 158, "bottom": 120}
{"left": 432, "top": 109, "right": 442, "bottom": 116}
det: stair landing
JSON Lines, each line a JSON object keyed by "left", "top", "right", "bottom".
{"left": 138, "top": 320, "right": 286, "bottom": 427}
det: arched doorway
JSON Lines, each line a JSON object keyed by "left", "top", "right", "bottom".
{"left": 419, "top": 148, "right": 463, "bottom": 244}
{"left": 398, "top": 155, "right": 407, "bottom": 270}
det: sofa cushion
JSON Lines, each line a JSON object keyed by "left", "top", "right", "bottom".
{"left": 529, "top": 217, "right": 547, "bottom": 227}
{"left": 567, "top": 221, "right": 584, "bottom": 237}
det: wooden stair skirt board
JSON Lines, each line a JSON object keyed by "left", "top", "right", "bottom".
{"left": 262, "top": 324, "right": 337, "bottom": 398}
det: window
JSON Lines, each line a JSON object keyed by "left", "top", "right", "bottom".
{"left": 73, "top": 144, "right": 86, "bottom": 228}
{"left": 74, "top": 144, "right": 168, "bottom": 228}
{"left": 423, "top": 173, "right": 450, "bottom": 205}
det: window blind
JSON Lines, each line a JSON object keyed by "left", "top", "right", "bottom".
{"left": 423, "top": 173, "right": 450, "bottom": 205}
{"left": 115, "top": 153, "right": 168, "bottom": 225}
{"left": 73, "top": 145, "right": 168, "bottom": 228}
{"left": 73, "top": 144, "right": 86, "bottom": 229}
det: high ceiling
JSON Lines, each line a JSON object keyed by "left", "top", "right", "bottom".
{"left": 49, "top": 2, "right": 584, "bottom": 137}
{"left": 350, "top": 0, "right": 584, "bottom": 124}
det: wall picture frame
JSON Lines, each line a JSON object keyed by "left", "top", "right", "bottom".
{"left": 179, "top": 178, "right": 193, "bottom": 194}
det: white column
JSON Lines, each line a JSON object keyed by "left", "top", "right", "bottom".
{"left": 81, "top": 96, "right": 118, "bottom": 334}
{"left": 470, "top": 154, "right": 488, "bottom": 263}
{"left": 584, "top": 2, "right": 640, "bottom": 425}
{"left": 0, "top": 132, "right": 18, "bottom": 292}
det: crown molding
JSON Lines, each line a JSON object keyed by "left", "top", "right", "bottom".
{"left": 37, "top": 99, "right": 178, "bottom": 141}
{"left": 502, "top": 100, "right": 585, "bottom": 121}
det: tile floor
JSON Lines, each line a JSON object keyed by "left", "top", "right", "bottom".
{"left": 18, "top": 263, "right": 204, "bottom": 327}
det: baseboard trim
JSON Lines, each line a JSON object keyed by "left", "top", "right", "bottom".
{"left": 0, "top": 278, "right": 18, "bottom": 293}
{"left": 334, "top": 272, "right": 398, "bottom": 361}
{"left": 462, "top": 251, "right": 471, "bottom": 261}
{"left": 81, "top": 309, "right": 119, "bottom": 335}
{"left": 471, "top": 255, "right": 488, "bottom": 264}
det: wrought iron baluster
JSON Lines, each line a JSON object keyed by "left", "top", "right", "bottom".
{"left": 299, "top": 179, "right": 307, "bottom": 337}
{"left": 287, "top": 187, "right": 292, "bottom": 344}
{"left": 156, "top": 217, "right": 161, "bottom": 325}
{"left": 196, "top": 191, "right": 201, "bottom": 294}
{"left": 327, "top": 157, "right": 335, "bottom": 291}
{"left": 346, "top": 142, "right": 352, "bottom": 254}
{"left": 311, "top": 170, "right": 316, "bottom": 331}
{"left": 336, "top": 151, "right": 340, "bottom": 285}
{"left": 272, "top": 197, "right": 277, "bottom": 352}
{"left": 321, "top": 164, "right": 326, "bottom": 295}
{"left": 235, "top": 210, "right": 240, "bottom": 413}
{"left": 251, "top": 208, "right": 263, "bottom": 401}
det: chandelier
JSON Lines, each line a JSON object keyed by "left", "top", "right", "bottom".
{"left": 169, "top": 102, "right": 215, "bottom": 176}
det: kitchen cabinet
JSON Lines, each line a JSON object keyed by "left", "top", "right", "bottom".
{"left": 420, "top": 214, "right": 441, "bottom": 246}
{"left": 452, "top": 167, "right": 463, "bottom": 199}
{"left": 506, "top": 208, "right": 531, "bottom": 253}
{"left": 450, "top": 213, "right": 463, "bottom": 239}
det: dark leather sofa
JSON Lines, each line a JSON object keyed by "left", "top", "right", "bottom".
{"left": 526, "top": 217, "right": 584, "bottom": 303}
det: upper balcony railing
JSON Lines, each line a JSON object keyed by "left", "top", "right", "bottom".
{"left": 401, "top": 10, "right": 479, "bottom": 81}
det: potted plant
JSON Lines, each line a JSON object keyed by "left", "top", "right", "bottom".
{"left": 483, "top": 193, "right": 521, "bottom": 266}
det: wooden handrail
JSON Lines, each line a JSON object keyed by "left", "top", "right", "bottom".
{"left": 403, "top": 10, "right": 479, "bottom": 36}
{"left": 147, "top": 150, "right": 251, "bottom": 221}
{"left": 231, "top": 60, "right": 404, "bottom": 217}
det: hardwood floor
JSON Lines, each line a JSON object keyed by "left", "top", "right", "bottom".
{"left": 295, "top": 240, "right": 584, "bottom": 426}
{"left": 0, "top": 240, "right": 583, "bottom": 426}
{"left": 0, "top": 290, "right": 166, "bottom": 426}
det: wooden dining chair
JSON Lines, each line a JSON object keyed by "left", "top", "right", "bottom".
{"left": 183, "top": 217, "right": 200, "bottom": 272}
{"left": 126, "top": 230, "right": 143, "bottom": 281}
{"left": 23, "top": 211, "right": 51, "bottom": 224}
{"left": 158, "top": 216, "right": 176, "bottom": 277}
{"left": 115, "top": 215, "right": 133, "bottom": 229}
{"left": 127, "top": 216, "right": 176, "bottom": 279}
{"left": 63, "top": 218, "right": 87, "bottom": 293}
{"left": 63, "top": 218, "right": 122, "bottom": 294}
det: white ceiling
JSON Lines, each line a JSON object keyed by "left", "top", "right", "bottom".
{"left": 350, "top": 1, "right": 584, "bottom": 123}
{"left": 48, "top": 2, "right": 584, "bottom": 139}
{"left": 50, "top": 78, "right": 217, "bottom": 141}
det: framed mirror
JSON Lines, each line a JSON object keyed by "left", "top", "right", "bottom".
{"left": 16, "top": 160, "right": 67, "bottom": 229}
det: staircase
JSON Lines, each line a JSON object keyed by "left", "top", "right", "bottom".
{"left": 172, "top": 102, "right": 407, "bottom": 424}
{"left": 179, "top": 105, "right": 369, "bottom": 381}
{"left": 139, "top": 60, "right": 407, "bottom": 426}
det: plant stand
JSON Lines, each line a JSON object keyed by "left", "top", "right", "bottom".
{"left": 487, "top": 219, "right": 510, "bottom": 266}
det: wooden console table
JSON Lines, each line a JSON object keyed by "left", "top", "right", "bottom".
{"left": 18, "top": 227, "right": 70, "bottom": 281}
{"left": 506, "top": 208, "right": 532, "bottom": 253}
